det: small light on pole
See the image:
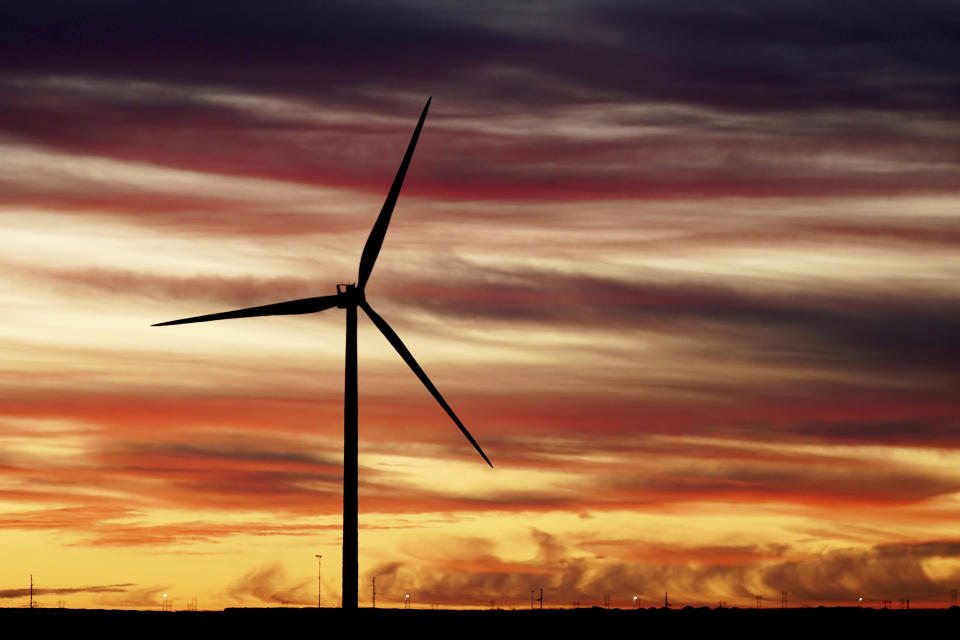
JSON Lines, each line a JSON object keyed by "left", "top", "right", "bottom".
{"left": 315, "top": 554, "right": 322, "bottom": 608}
{"left": 405, "top": 593, "right": 411, "bottom": 609}
{"left": 162, "top": 593, "right": 168, "bottom": 612}
{"left": 633, "top": 595, "right": 639, "bottom": 609}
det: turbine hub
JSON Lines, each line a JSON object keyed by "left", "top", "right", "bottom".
{"left": 336, "top": 283, "right": 364, "bottom": 308}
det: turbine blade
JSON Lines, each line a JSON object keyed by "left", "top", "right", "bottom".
{"left": 361, "top": 301, "right": 492, "bottom": 468}
{"left": 153, "top": 295, "right": 340, "bottom": 326}
{"left": 357, "top": 97, "right": 431, "bottom": 290}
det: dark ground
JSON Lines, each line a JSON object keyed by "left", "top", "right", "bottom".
{"left": 2, "top": 606, "right": 957, "bottom": 637}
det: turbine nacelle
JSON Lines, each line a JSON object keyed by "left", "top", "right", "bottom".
{"left": 335, "top": 283, "right": 364, "bottom": 308}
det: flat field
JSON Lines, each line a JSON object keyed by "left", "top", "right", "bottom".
{"left": 2, "top": 606, "right": 957, "bottom": 637}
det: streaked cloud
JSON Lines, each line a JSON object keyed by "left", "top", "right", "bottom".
{"left": 223, "top": 563, "right": 312, "bottom": 606}
{"left": 370, "top": 530, "right": 960, "bottom": 608}
{"left": 0, "top": 582, "right": 135, "bottom": 599}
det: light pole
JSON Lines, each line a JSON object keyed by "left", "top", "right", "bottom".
{"left": 315, "top": 554, "right": 322, "bottom": 608}
{"left": 633, "top": 595, "right": 639, "bottom": 609}
{"left": 405, "top": 593, "right": 411, "bottom": 609}
{"left": 162, "top": 593, "right": 168, "bottom": 612}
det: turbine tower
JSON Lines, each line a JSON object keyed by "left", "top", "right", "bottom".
{"left": 153, "top": 97, "right": 492, "bottom": 609}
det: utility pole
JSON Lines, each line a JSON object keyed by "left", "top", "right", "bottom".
{"left": 951, "top": 589, "right": 958, "bottom": 607}
{"left": 530, "top": 589, "right": 534, "bottom": 610}
{"left": 539, "top": 587, "right": 543, "bottom": 610}
{"left": 664, "top": 592, "right": 670, "bottom": 608}
{"left": 781, "top": 591, "right": 787, "bottom": 608}
{"left": 29, "top": 574, "right": 33, "bottom": 609}
{"left": 372, "top": 577, "right": 376, "bottom": 609}
{"left": 756, "top": 595, "right": 762, "bottom": 608}
{"left": 315, "top": 554, "right": 322, "bottom": 608}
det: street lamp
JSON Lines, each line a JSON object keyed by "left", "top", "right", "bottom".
{"left": 162, "top": 593, "right": 168, "bottom": 612}
{"left": 633, "top": 595, "right": 639, "bottom": 609}
{"left": 315, "top": 554, "right": 322, "bottom": 608}
{"left": 405, "top": 593, "right": 411, "bottom": 609}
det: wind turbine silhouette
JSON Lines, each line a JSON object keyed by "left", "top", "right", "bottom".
{"left": 153, "top": 97, "right": 492, "bottom": 610}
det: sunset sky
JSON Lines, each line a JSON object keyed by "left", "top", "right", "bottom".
{"left": 1, "top": 1, "right": 958, "bottom": 610}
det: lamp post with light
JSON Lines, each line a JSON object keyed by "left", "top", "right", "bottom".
{"left": 315, "top": 554, "right": 322, "bottom": 608}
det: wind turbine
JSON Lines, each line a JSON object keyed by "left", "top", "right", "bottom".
{"left": 153, "top": 97, "right": 492, "bottom": 610}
